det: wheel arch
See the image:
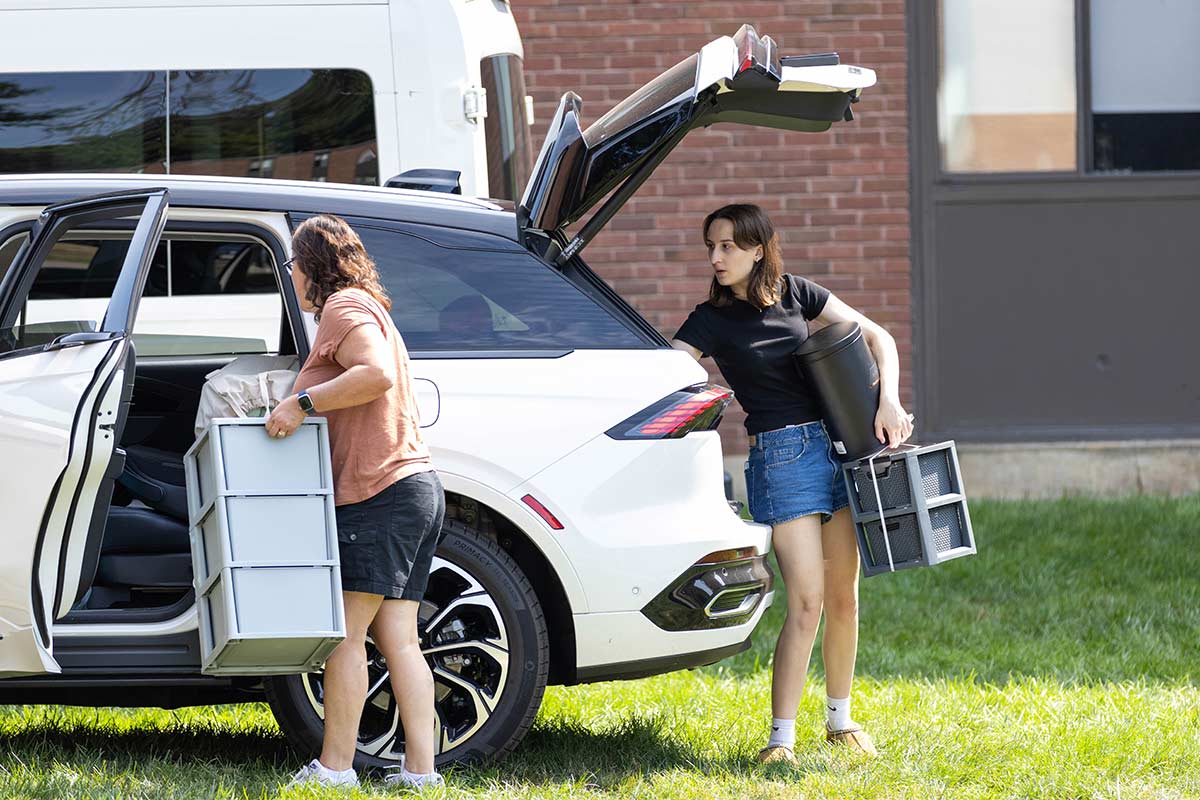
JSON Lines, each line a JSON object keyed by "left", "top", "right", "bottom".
{"left": 441, "top": 479, "right": 580, "bottom": 687}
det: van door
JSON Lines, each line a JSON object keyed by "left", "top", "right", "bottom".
{"left": 0, "top": 189, "right": 168, "bottom": 677}
{"left": 516, "top": 24, "right": 876, "bottom": 263}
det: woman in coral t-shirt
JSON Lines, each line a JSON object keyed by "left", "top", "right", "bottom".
{"left": 266, "top": 215, "right": 444, "bottom": 790}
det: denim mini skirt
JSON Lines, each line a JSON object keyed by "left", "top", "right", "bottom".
{"left": 744, "top": 420, "right": 850, "bottom": 526}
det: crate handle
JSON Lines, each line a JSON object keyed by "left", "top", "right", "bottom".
{"left": 867, "top": 449, "right": 896, "bottom": 572}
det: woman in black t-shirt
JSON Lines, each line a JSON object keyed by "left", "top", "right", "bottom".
{"left": 673, "top": 204, "right": 912, "bottom": 763}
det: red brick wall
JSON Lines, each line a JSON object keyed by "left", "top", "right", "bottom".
{"left": 513, "top": 1, "right": 911, "bottom": 455}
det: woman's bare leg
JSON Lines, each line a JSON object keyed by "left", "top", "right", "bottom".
{"left": 769, "top": 513, "right": 827, "bottom": 719}
{"left": 369, "top": 598, "right": 437, "bottom": 775}
{"left": 820, "top": 507, "right": 861, "bottom": 701}
{"left": 319, "top": 590, "right": 384, "bottom": 771}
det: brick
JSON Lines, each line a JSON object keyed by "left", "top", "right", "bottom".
{"left": 516, "top": 0, "right": 913, "bottom": 408}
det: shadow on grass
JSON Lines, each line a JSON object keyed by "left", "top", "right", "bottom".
{"left": 0, "top": 716, "right": 294, "bottom": 768}
{"left": 451, "top": 714, "right": 827, "bottom": 789}
{"left": 2, "top": 713, "right": 826, "bottom": 792}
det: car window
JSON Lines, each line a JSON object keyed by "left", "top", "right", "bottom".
{"left": 344, "top": 223, "right": 645, "bottom": 352}
{"left": 0, "top": 232, "right": 283, "bottom": 357}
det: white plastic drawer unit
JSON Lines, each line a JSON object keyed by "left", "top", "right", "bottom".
{"left": 183, "top": 418, "right": 346, "bottom": 675}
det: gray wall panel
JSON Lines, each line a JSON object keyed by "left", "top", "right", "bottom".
{"left": 928, "top": 196, "right": 1200, "bottom": 440}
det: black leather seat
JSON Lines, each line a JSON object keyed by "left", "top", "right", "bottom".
{"left": 93, "top": 506, "right": 193, "bottom": 589}
{"left": 118, "top": 445, "right": 189, "bottom": 521}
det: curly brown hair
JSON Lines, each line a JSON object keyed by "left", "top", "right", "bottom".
{"left": 702, "top": 204, "right": 784, "bottom": 311}
{"left": 291, "top": 215, "right": 391, "bottom": 321}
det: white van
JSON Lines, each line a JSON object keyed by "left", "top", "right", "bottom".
{"left": 0, "top": 0, "right": 533, "bottom": 200}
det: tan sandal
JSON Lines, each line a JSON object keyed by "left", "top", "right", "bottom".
{"left": 825, "top": 723, "right": 878, "bottom": 757}
{"left": 756, "top": 744, "right": 798, "bottom": 765}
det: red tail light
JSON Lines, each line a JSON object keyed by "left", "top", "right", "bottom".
{"left": 606, "top": 383, "right": 733, "bottom": 440}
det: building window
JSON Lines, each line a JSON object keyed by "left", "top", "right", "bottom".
{"left": 312, "top": 151, "right": 330, "bottom": 182}
{"left": 354, "top": 149, "right": 377, "bottom": 185}
{"left": 937, "top": 0, "right": 1077, "bottom": 173}
{"left": 1090, "top": 0, "right": 1200, "bottom": 173}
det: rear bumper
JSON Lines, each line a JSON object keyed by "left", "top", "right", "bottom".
{"left": 640, "top": 554, "right": 774, "bottom": 632}
{"left": 574, "top": 636, "right": 752, "bottom": 684}
{"left": 570, "top": 584, "right": 774, "bottom": 677}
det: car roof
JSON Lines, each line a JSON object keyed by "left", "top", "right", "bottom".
{"left": 0, "top": 173, "right": 520, "bottom": 241}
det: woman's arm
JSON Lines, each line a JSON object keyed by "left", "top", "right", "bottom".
{"left": 672, "top": 339, "right": 703, "bottom": 361}
{"left": 812, "top": 294, "right": 913, "bottom": 447}
{"left": 265, "top": 324, "right": 396, "bottom": 438}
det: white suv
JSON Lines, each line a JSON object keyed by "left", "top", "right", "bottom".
{"left": 0, "top": 26, "right": 874, "bottom": 768}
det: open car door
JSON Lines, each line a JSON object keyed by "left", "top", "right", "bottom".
{"left": 0, "top": 189, "right": 168, "bottom": 677}
{"left": 517, "top": 24, "right": 877, "bottom": 263}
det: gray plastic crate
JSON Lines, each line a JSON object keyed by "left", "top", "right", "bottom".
{"left": 841, "top": 441, "right": 976, "bottom": 577}
{"left": 184, "top": 418, "right": 345, "bottom": 675}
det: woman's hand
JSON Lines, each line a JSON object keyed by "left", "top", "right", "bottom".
{"left": 265, "top": 395, "right": 306, "bottom": 439}
{"left": 875, "top": 396, "right": 914, "bottom": 448}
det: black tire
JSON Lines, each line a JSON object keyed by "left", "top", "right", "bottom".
{"left": 265, "top": 519, "right": 549, "bottom": 769}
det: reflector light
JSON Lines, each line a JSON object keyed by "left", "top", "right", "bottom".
{"left": 522, "top": 494, "right": 564, "bottom": 530}
{"left": 607, "top": 384, "right": 733, "bottom": 440}
{"left": 696, "top": 547, "right": 757, "bottom": 565}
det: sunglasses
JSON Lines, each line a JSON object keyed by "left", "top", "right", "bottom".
{"left": 282, "top": 257, "right": 295, "bottom": 276}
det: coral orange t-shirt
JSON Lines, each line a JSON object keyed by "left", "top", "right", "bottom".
{"left": 294, "top": 288, "right": 432, "bottom": 505}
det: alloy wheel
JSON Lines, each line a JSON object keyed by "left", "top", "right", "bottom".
{"left": 300, "top": 556, "right": 511, "bottom": 759}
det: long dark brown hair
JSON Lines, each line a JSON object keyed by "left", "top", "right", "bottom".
{"left": 291, "top": 215, "right": 390, "bottom": 321}
{"left": 702, "top": 203, "right": 784, "bottom": 310}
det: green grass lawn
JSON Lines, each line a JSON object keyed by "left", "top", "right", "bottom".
{"left": 3, "top": 497, "right": 1199, "bottom": 799}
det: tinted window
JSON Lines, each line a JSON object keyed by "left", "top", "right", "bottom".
{"left": 0, "top": 69, "right": 377, "bottom": 184}
{"left": 348, "top": 224, "right": 644, "bottom": 351}
{"left": 169, "top": 70, "right": 378, "bottom": 185}
{"left": 0, "top": 72, "right": 166, "bottom": 174}
{"left": 481, "top": 55, "right": 533, "bottom": 202}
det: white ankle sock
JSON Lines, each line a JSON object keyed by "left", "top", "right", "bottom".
{"left": 768, "top": 717, "right": 795, "bottom": 748}
{"left": 826, "top": 695, "right": 852, "bottom": 731}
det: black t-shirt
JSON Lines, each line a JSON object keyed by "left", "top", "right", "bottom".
{"left": 674, "top": 275, "right": 831, "bottom": 435}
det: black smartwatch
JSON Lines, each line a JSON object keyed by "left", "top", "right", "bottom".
{"left": 297, "top": 390, "right": 317, "bottom": 416}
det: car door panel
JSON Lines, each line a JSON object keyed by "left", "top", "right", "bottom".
{"left": 0, "top": 339, "right": 123, "bottom": 673}
{"left": 0, "top": 188, "right": 167, "bottom": 677}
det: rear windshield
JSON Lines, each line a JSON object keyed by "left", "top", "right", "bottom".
{"left": 343, "top": 221, "right": 648, "bottom": 352}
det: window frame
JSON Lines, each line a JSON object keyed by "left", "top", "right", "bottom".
{"left": 928, "top": 0, "right": 1200, "bottom": 182}
{"left": 0, "top": 218, "right": 305, "bottom": 361}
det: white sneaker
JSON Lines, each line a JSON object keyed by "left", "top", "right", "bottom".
{"left": 289, "top": 758, "right": 360, "bottom": 788}
{"left": 383, "top": 757, "right": 445, "bottom": 790}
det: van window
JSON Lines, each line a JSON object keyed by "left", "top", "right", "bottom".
{"left": 481, "top": 54, "right": 533, "bottom": 202}
{"left": 345, "top": 223, "right": 645, "bottom": 352}
{"left": 0, "top": 69, "right": 377, "bottom": 185}
{"left": 0, "top": 72, "right": 166, "bottom": 174}
{"left": 169, "top": 70, "right": 378, "bottom": 185}
{"left": 0, "top": 232, "right": 283, "bottom": 356}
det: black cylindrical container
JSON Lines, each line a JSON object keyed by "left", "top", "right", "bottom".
{"left": 794, "top": 321, "right": 882, "bottom": 462}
